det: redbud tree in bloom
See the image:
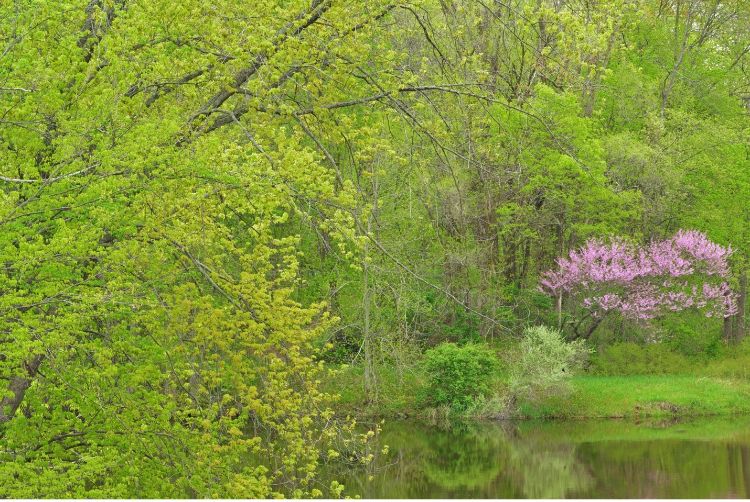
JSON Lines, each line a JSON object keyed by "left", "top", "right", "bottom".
{"left": 540, "top": 230, "right": 738, "bottom": 335}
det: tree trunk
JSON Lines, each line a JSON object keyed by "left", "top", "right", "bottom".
{"left": 363, "top": 245, "right": 377, "bottom": 403}
{"left": 504, "top": 237, "right": 517, "bottom": 283}
{"left": 362, "top": 163, "right": 379, "bottom": 404}
{"left": 584, "top": 316, "right": 604, "bottom": 340}
{"left": 571, "top": 312, "right": 603, "bottom": 340}
{"left": 724, "top": 314, "right": 735, "bottom": 343}
{"left": 582, "top": 24, "right": 617, "bottom": 117}
{"left": 735, "top": 270, "right": 747, "bottom": 342}
{"left": 0, "top": 355, "right": 43, "bottom": 424}
{"left": 741, "top": 446, "right": 750, "bottom": 497}
{"left": 660, "top": 1, "right": 692, "bottom": 117}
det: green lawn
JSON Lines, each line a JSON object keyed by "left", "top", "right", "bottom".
{"left": 518, "top": 375, "right": 750, "bottom": 419}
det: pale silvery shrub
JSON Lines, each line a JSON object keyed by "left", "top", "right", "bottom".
{"left": 509, "top": 325, "right": 592, "bottom": 402}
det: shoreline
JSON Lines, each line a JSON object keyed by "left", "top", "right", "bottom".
{"left": 330, "top": 374, "right": 750, "bottom": 422}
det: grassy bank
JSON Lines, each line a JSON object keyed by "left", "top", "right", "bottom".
{"left": 518, "top": 375, "right": 750, "bottom": 419}
{"left": 325, "top": 366, "right": 750, "bottom": 420}
{"left": 512, "top": 415, "right": 750, "bottom": 444}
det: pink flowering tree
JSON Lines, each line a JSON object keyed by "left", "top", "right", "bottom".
{"left": 540, "top": 230, "right": 738, "bottom": 339}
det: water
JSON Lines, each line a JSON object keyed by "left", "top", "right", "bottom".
{"left": 331, "top": 417, "right": 750, "bottom": 498}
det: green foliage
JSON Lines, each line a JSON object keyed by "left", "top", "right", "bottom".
{"left": 509, "top": 326, "right": 591, "bottom": 402}
{"left": 323, "top": 362, "right": 425, "bottom": 417}
{"left": 703, "top": 339, "right": 750, "bottom": 380}
{"left": 420, "top": 343, "right": 499, "bottom": 411}
{"left": 589, "top": 342, "right": 692, "bottom": 376}
{"left": 660, "top": 315, "right": 723, "bottom": 359}
{"left": 320, "top": 327, "right": 363, "bottom": 364}
{"left": 0, "top": 0, "right": 391, "bottom": 497}
{"left": 441, "top": 309, "right": 482, "bottom": 345}
{"left": 703, "top": 356, "right": 750, "bottom": 381}
{"left": 3, "top": 0, "right": 750, "bottom": 495}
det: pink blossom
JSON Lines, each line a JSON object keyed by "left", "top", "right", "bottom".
{"left": 540, "top": 230, "right": 738, "bottom": 320}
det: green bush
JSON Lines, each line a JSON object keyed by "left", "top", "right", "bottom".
{"left": 703, "top": 357, "right": 750, "bottom": 380}
{"left": 658, "top": 314, "right": 722, "bottom": 359}
{"left": 420, "top": 343, "right": 499, "bottom": 411}
{"left": 509, "top": 325, "right": 590, "bottom": 402}
{"left": 441, "top": 308, "right": 482, "bottom": 344}
{"left": 702, "top": 338, "right": 750, "bottom": 379}
{"left": 589, "top": 342, "right": 691, "bottom": 376}
{"left": 320, "top": 327, "right": 362, "bottom": 364}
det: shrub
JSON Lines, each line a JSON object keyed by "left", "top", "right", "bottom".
{"left": 703, "top": 357, "right": 750, "bottom": 380}
{"left": 589, "top": 342, "right": 691, "bottom": 375}
{"left": 659, "top": 313, "right": 722, "bottom": 359}
{"left": 420, "top": 343, "right": 499, "bottom": 411}
{"left": 320, "top": 327, "right": 362, "bottom": 364}
{"left": 508, "top": 325, "right": 591, "bottom": 402}
{"left": 702, "top": 338, "right": 750, "bottom": 380}
{"left": 441, "top": 308, "right": 482, "bottom": 344}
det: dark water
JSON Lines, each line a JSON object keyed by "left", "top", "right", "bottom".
{"left": 331, "top": 417, "right": 750, "bottom": 498}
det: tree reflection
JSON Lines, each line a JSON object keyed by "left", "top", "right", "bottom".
{"left": 328, "top": 417, "right": 750, "bottom": 498}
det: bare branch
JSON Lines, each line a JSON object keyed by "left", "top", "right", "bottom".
{"left": 0, "top": 164, "right": 96, "bottom": 185}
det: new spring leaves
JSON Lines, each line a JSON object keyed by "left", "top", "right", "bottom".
{"left": 541, "top": 230, "right": 738, "bottom": 320}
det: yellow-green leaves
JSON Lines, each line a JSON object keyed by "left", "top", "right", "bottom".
{"left": 0, "top": 0, "right": 397, "bottom": 497}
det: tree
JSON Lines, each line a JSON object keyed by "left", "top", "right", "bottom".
{"left": 0, "top": 0, "right": 391, "bottom": 497}
{"left": 540, "top": 230, "right": 738, "bottom": 338}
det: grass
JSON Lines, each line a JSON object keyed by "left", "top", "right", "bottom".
{"left": 517, "top": 375, "right": 750, "bottom": 419}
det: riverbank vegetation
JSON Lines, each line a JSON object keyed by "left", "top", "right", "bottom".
{"left": 327, "top": 339, "right": 750, "bottom": 420}
{"left": 2, "top": 0, "right": 750, "bottom": 498}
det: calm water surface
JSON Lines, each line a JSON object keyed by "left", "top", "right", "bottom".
{"left": 331, "top": 417, "right": 750, "bottom": 498}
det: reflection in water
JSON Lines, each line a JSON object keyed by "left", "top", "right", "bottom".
{"left": 505, "top": 437, "right": 592, "bottom": 498}
{"left": 328, "top": 417, "right": 750, "bottom": 498}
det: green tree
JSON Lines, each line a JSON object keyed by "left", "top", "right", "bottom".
{"left": 0, "top": 0, "right": 392, "bottom": 497}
